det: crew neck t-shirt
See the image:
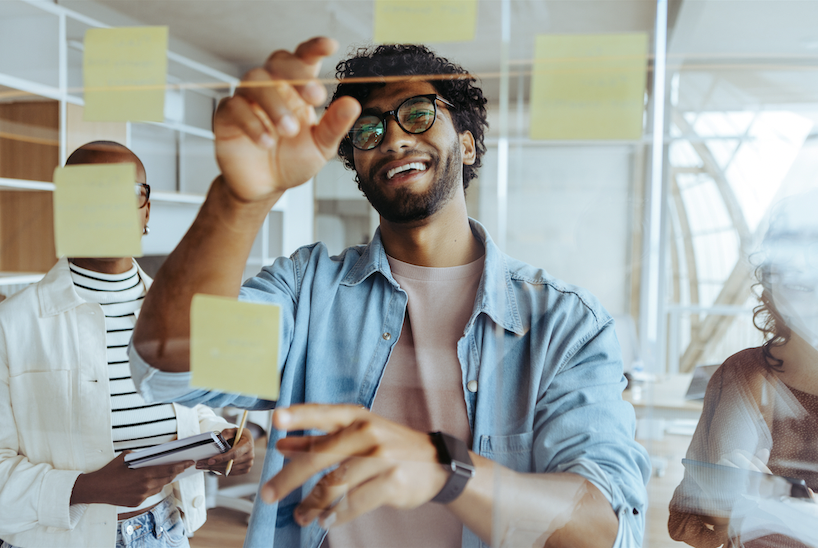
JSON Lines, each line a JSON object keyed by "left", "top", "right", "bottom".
{"left": 325, "top": 254, "right": 483, "bottom": 548}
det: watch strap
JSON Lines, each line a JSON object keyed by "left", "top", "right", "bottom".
{"left": 429, "top": 432, "right": 474, "bottom": 504}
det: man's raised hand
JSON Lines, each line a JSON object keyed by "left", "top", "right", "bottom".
{"left": 214, "top": 37, "right": 361, "bottom": 203}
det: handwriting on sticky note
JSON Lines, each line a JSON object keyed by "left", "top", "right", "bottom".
{"left": 190, "top": 295, "right": 281, "bottom": 400}
{"left": 83, "top": 26, "right": 168, "bottom": 122}
{"left": 374, "top": 0, "right": 477, "bottom": 44}
{"left": 529, "top": 33, "right": 648, "bottom": 140}
{"left": 52, "top": 163, "right": 142, "bottom": 258}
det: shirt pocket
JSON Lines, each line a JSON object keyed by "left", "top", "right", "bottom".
{"left": 478, "top": 431, "right": 534, "bottom": 473}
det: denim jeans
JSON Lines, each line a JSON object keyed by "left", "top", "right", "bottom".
{"left": 116, "top": 495, "right": 189, "bottom": 548}
{"left": 0, "top": 496, "right": 188, "bottom": 548}
{"left": 0, "top": 494, "right": 189, "bottom": 548}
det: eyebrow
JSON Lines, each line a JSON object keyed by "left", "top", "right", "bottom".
{"left": 359, "top": 94, "right": 430, "bottom": 117}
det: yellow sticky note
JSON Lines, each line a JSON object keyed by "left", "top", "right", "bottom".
{"left": 529, "top": 33, "right": 648, "bottom": 140}
{"left": 53, "top": 163, "right": 142, "bottom": 258}
{"left": 374, "top": 0, "right": 477, "bottom": 43}
{"left": 83, "top": 26, "right": 168, "bottom": 122}
{"left": 190, "top": 295, "right": 281, "bottom": 400}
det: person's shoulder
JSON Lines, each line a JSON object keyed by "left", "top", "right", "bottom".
{"left": 0, "top": 282, "right": 40, "bottom": 321}
{"left": 503, "top": 254, "right": 611, "bottom": 327}
{"left": 713, "top": 347, "right": 768, "bottom": 383}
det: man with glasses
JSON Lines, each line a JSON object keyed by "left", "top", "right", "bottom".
{"left": 0, "top": 141, "right": 254, "bottom": 548}
{"left": 131, "top": 39, "right": 650, "bottom": 548}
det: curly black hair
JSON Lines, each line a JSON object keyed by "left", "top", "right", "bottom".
{"left": 330, "top": 44, "right": 488, "bottom": 191}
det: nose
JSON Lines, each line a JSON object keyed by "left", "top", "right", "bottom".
{"left": 378, "top": 115, "right": 416, "bottom": 153}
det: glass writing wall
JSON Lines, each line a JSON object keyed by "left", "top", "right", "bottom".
{"left": 1, "top": 1, "right": 817, "bottom": 547}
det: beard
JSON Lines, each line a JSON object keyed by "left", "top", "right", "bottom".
{"left": 357, "top": 141, "right": 462, "bottom": 224}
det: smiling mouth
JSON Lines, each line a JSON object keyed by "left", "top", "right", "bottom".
{"left": 386, "top": 162, "right": 427, "bottom": 180}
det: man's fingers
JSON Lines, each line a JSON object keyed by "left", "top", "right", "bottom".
{"left": 294, "top": 476, "right": 350, "bottom": 526}
{"left": 237, "top": 69, "right": 301, "bottom": 138}
{"left": 264, "top": 420, "right": 376, "bottom": 503}
{"left": 294, "top": 457, "right": 388, "bottom": 526}
{"left": 312, "top": 97, "right": 361, "bottom": 160}
{"left": 215, "top": 95, "right": 276, "bottom": 149}
{"left": 261, "top": 37, "right": 337, "bottom": 106}
{"left": 292, "top": 37, "right": 338, "bottom": 66}
{"left": 320, "top": 473, "right": 395, "bottom": 529}
{"left": 274, "top": 403, "right": 367, "bottom": 433}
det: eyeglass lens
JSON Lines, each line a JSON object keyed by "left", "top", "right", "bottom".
{"left": 350, "top": 95, "right": 437, "bottom": 150}
{"left": 134, "top": 184, "right": 149, "bottom": 208}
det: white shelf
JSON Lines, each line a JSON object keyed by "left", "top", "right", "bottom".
{"left": 0, "top": 178, "right": 54, "bottom": 191}
{"left": 151, "top": 190, "right": 204, "bottom": 204}
{"left": 0, "top": 178, "right": 289, "bottom": 213}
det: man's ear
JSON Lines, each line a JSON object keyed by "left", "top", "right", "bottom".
{"left": 460, "top": 131, "right": 476, "bottom": 166}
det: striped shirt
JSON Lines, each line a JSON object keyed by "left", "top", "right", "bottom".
{"left": 69, "top": 262, "right": 178, "bottom": 453}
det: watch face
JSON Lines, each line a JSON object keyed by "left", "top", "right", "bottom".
{"left": 447, "top": 436, "right": 471, "bottom": 465}
{"left": 436, "top": 432, "right": 473, "bottom": 473}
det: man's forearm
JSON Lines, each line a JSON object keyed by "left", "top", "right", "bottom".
{"left": 133, "top": 176, "right": 282, "bottom": 372}
{"left": 450, "top": 455, "right": 618, "bottom": 548}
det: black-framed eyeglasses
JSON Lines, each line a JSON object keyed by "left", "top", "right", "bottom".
{"left": 135, "top": 183, "right": 150, "bottom": 208}
{"left": 348, "top": 94, "right": 454, "bottom": 151}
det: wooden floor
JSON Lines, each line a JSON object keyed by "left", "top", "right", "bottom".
{"left": 190, "top": 507, "right": 249, "bottom": 548}
{"left": 641, "top": 434, "right": 692, "bottom": 548}
{"left": 189, "top": 435, "right": 694, "bottom": 548}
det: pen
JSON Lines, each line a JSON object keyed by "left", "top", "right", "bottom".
{"left": 225, "top": 410, "right": 248, "bottom": 477}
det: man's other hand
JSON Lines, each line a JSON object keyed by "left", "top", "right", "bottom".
{"left": 261, "top": 404, "right": 450, "bottom": 529}
{"left": 196, "top": 427, "right": 255, "bottom": 476}
{"left": 214, "top": 36, "right": 361, "bottom": 202}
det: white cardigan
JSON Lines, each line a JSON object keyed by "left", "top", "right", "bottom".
{"left": 0, "top": 258, "right": 231, "bottom": 547}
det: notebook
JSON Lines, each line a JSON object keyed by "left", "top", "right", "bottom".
{"left": 125, "top": 431, "right": 230, "bottom": 479}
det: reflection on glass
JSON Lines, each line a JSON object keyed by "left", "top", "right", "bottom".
{"left": 669, "top": 190, "right": 818, "bottom": 547}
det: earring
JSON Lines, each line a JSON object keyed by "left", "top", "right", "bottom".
{"left": 143, "top": 225, "right": 150, "bottom": 235}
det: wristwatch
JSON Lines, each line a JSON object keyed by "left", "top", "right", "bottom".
{"left": 429, "top": 431, "right": 475, "bottom": 504}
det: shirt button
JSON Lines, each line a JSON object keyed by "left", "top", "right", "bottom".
{"left": 467, "top": 380, "right": 478, "bottom": 393}
{"left": 193, "top": 495, "right": 205, "bottom": 508}
{"left": 382, "top": 332, "right": 391, "bottom": 341}
{"left": 126, "top": 525, "right": 134, "bottom": 535}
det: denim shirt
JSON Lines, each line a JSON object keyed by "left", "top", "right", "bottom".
{"left": 130, "top": 219, "right": 650, "bottom": 548}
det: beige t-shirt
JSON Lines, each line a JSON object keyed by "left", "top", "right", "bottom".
{"left": 324, "top": 254, "right": 483, "bottom": 548}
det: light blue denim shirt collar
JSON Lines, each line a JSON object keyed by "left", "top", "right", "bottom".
{"left": 341, "top": 218, "right": 525, "bottom": 336}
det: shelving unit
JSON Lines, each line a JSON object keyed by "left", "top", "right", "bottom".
{"left": 0, "top": 0, "right": 314, "bottom": 291}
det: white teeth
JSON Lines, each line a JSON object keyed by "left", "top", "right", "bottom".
{"left": 386, "top": 162, "right": 427, "bottom": 180}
